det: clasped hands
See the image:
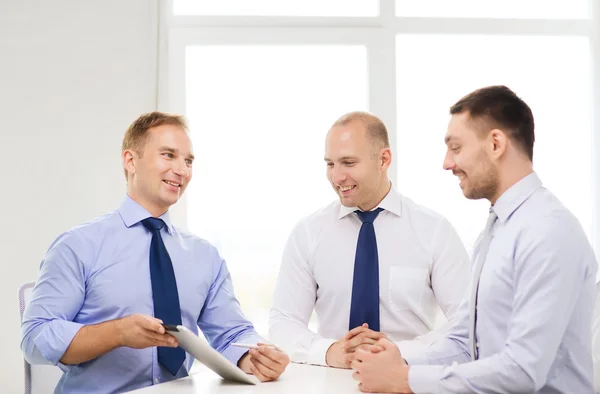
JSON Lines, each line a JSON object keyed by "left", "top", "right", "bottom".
{"left": 326, "top": 323, "right": 412, "bottom": 393}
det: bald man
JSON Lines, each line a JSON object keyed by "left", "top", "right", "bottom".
{"left": 269, "top": 112, "right": 470, "bottom": 369}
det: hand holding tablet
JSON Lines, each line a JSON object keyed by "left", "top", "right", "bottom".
{"left": 163, "top": 324, "right": 260, "bottom": 385}
{"left": 162, "top": 325, "right": 290, "bottom": 384}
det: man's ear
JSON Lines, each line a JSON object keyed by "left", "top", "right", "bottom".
{"left": 489, "top": 129, "right": 508, "bottom": 159}
{"left": 380, "top": 147, "right": 392, "bottom": 170}
{"left": 123, "top": 149, "right": 136, "bottom": 177}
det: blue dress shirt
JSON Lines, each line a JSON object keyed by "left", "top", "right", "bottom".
{"left": 406, "top": 172, "right": 598, "bottom": 393}
{"left": 21, "top": 196, "right": 262, "bottom": 393}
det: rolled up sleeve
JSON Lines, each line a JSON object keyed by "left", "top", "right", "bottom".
{"left": 20, "top": 232, "right": 87, "bottom": 367}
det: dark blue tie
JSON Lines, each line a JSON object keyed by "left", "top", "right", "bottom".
{"left": 349, "top": 208, "right": 384, "bottom": 332}
{"left": 142, "top": 217, "right": 185, "bottom": 376}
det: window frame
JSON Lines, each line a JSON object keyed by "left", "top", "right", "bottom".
{"left": 159, "top": 0, "right": 600, "bottom": 255}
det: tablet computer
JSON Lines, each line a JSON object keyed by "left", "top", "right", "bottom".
{"left": 163, "top": 324, "right": 260, "bottom": 385}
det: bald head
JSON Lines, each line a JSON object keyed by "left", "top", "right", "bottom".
{"left": 325, "top": 111, "right": 392, "bottom": 211}
{"left": 330, "top": 111, "right": 390, "bottom": 151}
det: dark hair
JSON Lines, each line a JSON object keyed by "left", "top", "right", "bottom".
{"left": 450, "top": 85, "right": 535, "bottom": 160}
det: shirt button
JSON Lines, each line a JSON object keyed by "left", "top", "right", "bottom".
{"left": 476, "top": 342, "right": 480, "bottom": 348}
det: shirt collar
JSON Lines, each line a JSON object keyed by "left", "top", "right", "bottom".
{"left": 492, "top": 171, "right": 542, "bottom": 224}
{"left": 338, "top": 183, "right": 403, "bottom": 219}
{"left": 117, "top": 194, "right": 174, "bottom": 234}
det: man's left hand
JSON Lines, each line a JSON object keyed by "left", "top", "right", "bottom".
{"left": 351, "top": 338, "right": 412, "bottom": 393}
{"left": 238, "top": 343, "right": 290, "bottom": 382}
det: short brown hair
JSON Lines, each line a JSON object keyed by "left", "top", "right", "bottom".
{"left": 450, "top": 85, "right": 535, "bottom": 160}
{"left": 331, "top": 111, "right": 390, "bottom": 150}
{"left": 121, "top": 111, "right": 188, "bottom": 178}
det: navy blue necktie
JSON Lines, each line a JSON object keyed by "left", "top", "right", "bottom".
{"left": 349, "top": 208, "right": 384, "bottom": 332}
{"left": 142, "top": 217, "right": 185, "bottom": 376}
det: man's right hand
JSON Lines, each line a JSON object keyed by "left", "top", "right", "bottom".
{"left": 325, "top": 323, "right": 387, "bottom": 369}
{"left": 116, "top": 314, "right": 179, "bottom": 349}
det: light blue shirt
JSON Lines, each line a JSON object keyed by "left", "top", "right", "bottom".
{"left": 406, "top": 172, "right": 598, "bottom": 393}
{"left": 21, "top": 196, "right": 262, "bottom": 394}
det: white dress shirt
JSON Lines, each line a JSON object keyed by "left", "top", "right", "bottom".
{"left": 407, "top": 172, "right": 598, "bottom": 393}
{"left": 269, "top": 187, "right": 470, "bottom": 366}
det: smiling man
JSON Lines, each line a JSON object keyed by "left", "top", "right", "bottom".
{"left": 351, "top": 86, "right": 598, "bottom": 393}
{"left": 21, "top": 112, "right": 289, "bottom": 394}
{"left": 269, "top": 111, "right": 470, "bottom": 368}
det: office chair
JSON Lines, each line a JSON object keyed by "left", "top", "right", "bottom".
{"left": 18, "top": 281, "right": 63, "bottom": 394}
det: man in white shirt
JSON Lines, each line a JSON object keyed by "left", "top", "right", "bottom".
{"left": 351, "top": 86, "right": 597, "bottom": 393}
{"left": 269, "top": 112, "right": 470, "bottom": 369}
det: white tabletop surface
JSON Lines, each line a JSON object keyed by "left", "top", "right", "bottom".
{"left": 129, "top": 362, "right": 360, "bottom": 393}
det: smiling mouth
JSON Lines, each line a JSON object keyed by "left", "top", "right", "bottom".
{"left": 163, "top": 180, "right": 181, "bottom": 188}
{"left": 339, "top": 185, "right": 356, "bottom": 192}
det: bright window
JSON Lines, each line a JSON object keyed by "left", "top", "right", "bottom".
{"left": 185, "top": 45, "right": 369, "bottom": 334}
{"left": 396, "top": 35, "right": 592, "bottom": 250}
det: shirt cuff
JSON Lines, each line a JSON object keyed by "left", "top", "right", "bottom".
{"left": 222, "top": 332, "right": 265, "bottom": 366}
{"left": 303, "top": 338, "right": 336, "bottom": 366}
{"left": 396, "top": 340, "right": 427, "bottom": 365}
{"left": 34, "top": 319, "right": 84, "bottom": 366}
{"left": 408, "top": 365, "right": 444, "bottom": 394}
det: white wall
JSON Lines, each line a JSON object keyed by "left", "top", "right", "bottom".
{"left": 0, "top": 0, "right": 158, "bottom": 390}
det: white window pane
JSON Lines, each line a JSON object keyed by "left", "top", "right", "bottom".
{"left": 174, "top": 0, "right": 378, "bottom": 17}
{"left": 396, "top": 35, "right": 592, "bottom": 252}
{"left": 396, "top": 0, "right": 588, "bottom": 19}
{"left": 185, "top": 46, "right": 368, "bottom": 335}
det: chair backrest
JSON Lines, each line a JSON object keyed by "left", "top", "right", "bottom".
{"left": 18, "top": 282, "right": 64, "bottom": 394}
{"left": 593, "top": 282, "right": 600, "bottom": 393}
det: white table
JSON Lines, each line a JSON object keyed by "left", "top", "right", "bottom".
{"left": 129, "top": 363, "right": 360, "bottom": 393}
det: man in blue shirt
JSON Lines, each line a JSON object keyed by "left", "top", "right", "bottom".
{"left": 21, "top": 112, "right": 290, "bottom": 393}
{"left": 351, "top": 86, "right": 597, "bottom": 393}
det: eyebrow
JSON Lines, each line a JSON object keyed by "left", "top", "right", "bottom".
{"left": 444, "top": 136, "right": 458, "bottom": 144}
{"left": 159, "top": 146, "right": 195, "bottom": 161}
{"left": 324, "top": 156, "right": 358, "bottom": 162}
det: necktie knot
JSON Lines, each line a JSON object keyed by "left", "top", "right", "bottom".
{"left": 355, "top": 208, "right": 384, "bottom": 224}
{"left": 142, "top": 217, "right": 165, "bottom": 233}
{"left": 485, "top": 209, "right": 498, "bottom": 233}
